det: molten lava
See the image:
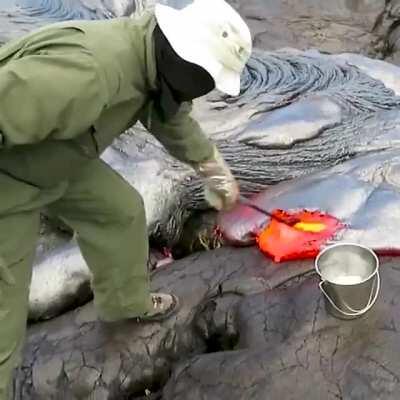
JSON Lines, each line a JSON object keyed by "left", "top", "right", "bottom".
{"left": 257, "top": 210, "right": 343, "bottom": 262}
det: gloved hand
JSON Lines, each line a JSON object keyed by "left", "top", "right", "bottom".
{"left": 195, "top": 145, "right": 239, "bottom": 211}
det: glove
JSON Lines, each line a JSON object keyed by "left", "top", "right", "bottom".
{"left": 195, "top": 145, "right": 239, "bottom": 211}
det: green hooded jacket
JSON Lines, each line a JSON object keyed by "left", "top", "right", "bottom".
{"left": 0, "top": 12, "right": 214, "bottom": 187}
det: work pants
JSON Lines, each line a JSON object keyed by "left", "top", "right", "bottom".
{"left": 0, "top": 159, "right": 151, "bottom": 399}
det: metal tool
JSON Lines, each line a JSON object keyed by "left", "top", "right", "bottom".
{"left": 239, "top": 195, "right": 300, "bottom": 226}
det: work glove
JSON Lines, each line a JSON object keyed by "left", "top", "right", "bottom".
{"left": 195, "top": 145, "right": 239, "bottom": 211}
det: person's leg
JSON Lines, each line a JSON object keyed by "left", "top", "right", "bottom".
{"left": 0, "top": 170, "right": 53, "bottom": 400}
{"left": 48, "top": 159, "right": 174, "bottom": 322}
{"left": 0, "top": 211, "right": 39, "bottom": 400}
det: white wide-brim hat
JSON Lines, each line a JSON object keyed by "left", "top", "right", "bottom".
{"left": 155, "top": 0, "right": 252, "bottom": 96}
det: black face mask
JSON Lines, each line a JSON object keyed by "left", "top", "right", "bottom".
{"left": 153, "top": 24, "right": 215, "bottom": 120}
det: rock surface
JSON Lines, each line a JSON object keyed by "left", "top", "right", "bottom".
{"left": 163, "top": 261, "right": 400, "bottom": 399}
{"left": 14, "top": 247, "right": 400, "bottom": 399}
{"left": 1, "top": 0, "right": 400, "bottom": 63}
{"left": 229, "top": 0, "right": 387, "bottom": 56}
{"left": 15, "top": 247, "right": 311, "bottom": 399}
{"left": 226, "top": 0, "right": 400, "bottom": 66}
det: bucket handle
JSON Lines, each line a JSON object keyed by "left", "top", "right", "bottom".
{"left": 319, "top": 271, "right": 380, "bottom": 317}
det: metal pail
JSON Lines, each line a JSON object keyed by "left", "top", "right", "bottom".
{"left": 315, "top": 243, "right": 380, "bottom": 320}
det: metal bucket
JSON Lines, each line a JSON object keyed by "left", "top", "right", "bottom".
{"left": 315, "top": 243, "right": 380, "bottom": 320}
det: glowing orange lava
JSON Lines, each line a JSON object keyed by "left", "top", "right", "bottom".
{"left": 257, "top": 210, "right": 343, "bottom": 262}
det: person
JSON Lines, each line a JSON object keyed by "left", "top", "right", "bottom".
{"left": 0, "top": 0, "right": 252, "bottom": 396}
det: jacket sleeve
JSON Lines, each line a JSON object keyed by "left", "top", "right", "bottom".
{"left": 139, "top": 101, "right": 214, "bottom": 166}
{"left": 0, "top": 51, "right": 109, "bottom": 148}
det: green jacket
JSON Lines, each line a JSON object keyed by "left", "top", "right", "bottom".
{"left": 0, "top": 12, "right": 214, "bottom": 186}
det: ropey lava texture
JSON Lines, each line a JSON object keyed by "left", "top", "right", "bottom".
{"left": 219, "top": 147, "right": 400, "bottom": 254}
{"left": 185, "top": 49, "right": 400, "bottom": 204}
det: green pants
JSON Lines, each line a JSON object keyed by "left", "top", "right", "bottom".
{"left": 0, "top": 159, "right": 151, "bottom": 399}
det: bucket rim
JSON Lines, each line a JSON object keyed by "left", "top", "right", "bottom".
{"left": 315, "top": 242, "right": 379, "bottom": 285}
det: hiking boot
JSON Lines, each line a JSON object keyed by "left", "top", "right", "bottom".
{"left": 138, "top": 293, "right": 179, "bottom": 322}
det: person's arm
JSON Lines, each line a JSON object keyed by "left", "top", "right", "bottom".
{"left": 139, "top": 100, "right": 214, "bottom": 165}
{"left": 0, "top": 51, "right": 108, "bottom": 148}
{"left": 139, "top": 101, "right": 239, "bottom": 210}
